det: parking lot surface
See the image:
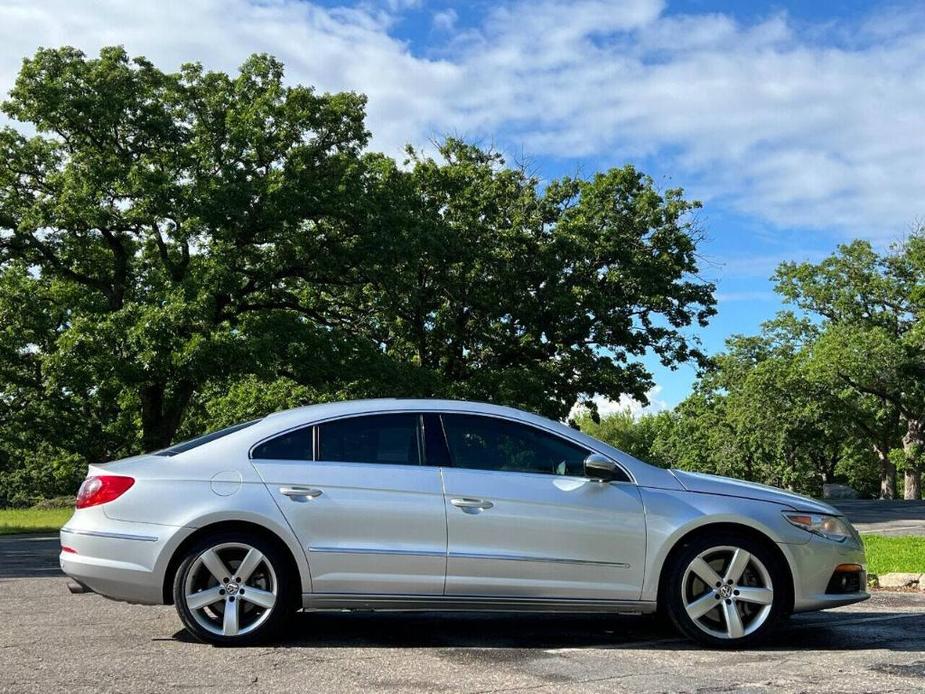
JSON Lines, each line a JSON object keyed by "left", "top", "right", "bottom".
{"left": 0, "top": 569, "right": 922, "bottom": 693}
{"left": 835, "top": 500, "right": 925, "bottom": 536}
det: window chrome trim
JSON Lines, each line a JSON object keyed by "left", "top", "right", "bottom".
{"left": 247, "top": 406, "right": 636, "bottom": 484}
{"left": 60, "top": 527, "right": 159, "bottom": 542}
{"left": 448, "top": 551, "right": 630, "bottom": 569}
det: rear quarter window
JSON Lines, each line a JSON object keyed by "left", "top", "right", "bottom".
{"left": 153, "top": 419, "right": 260, "bottom": 456}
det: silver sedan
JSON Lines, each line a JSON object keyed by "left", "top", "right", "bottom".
{"left": 60, "top": 399, "right": 868, "bottom": 648}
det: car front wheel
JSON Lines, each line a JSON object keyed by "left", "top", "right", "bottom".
{"left": 664, "top": 532, "right": 788, "bottom": 648}
{"left": 173, "top": 531, "right": 295, "bottom": 646}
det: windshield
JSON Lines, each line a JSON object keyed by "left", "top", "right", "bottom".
{"left": 152, "top": 419, "right": 261, "bottom": 456}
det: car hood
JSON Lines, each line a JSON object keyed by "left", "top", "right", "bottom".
{"left": 670, "top": 470, "right": 839, "bottom": 515}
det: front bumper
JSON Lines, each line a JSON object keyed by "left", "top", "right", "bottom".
{"left": 784, "top": 534, "right": 869, "bottom": 612}
{"left": 60, "top": 508, "right": 193, "bottom": 604}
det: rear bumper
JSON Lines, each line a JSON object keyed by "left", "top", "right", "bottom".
{"left": 59, "top": 510, "right": 193, "bottom": 605}
{"left": 784, "top": 534, "right": 869, "bottom": 613}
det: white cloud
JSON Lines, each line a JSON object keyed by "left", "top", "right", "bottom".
{"left": 570, "top": 385, "right": 670, "bottom": 422}
{"left": 0, "top": 0, "right": 924, "bottom": 238}
{"left": 432, "top": 8, "right": 457, "bottom": 32}
{"left": 0, "top": 0, "right": 462, "bottom": 156}
{"left": 715, "top": 290, "right": 778, "bottom": 303}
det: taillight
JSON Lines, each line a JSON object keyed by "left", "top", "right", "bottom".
{"left": 75, "top": 475, "right": 135, "bottom": 509}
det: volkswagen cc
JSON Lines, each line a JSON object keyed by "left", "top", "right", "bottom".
{"left": 60, "top": 399, "right": 868, "bottom": 647}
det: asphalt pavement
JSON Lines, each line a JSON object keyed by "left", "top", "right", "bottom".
{"left": 1, "top": 532, "right": 924, "bottom": 693}
{"left": 834, "top": 499, "right": 925, "bottom": 536}
{"left": 0, "top": 575, "right": 923, "bottom": 693}
{"left": 0, "top": 502, "right": 925, "bottom": 694}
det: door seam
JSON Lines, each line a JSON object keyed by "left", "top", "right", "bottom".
{"left": 440, "top": 466, "right": 449, "bottom": 596}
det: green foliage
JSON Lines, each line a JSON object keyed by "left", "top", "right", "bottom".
{"left": 0, "top": 46, "right": 715, "bottom": 502}
{"left": 573, "top": 409, "right": 673, "bottom": 467}
{"left": 361, "top": 141, "right": 716, "bottom": 418}
{"left": 776, "top": 237, "right": 925, "bottom": 499}
{"left": 641, "top": 235, "right": 925, "bottom": 499}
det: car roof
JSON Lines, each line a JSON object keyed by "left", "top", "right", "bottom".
{"left": 267, "top": 397, "right": 609, "bottom": 430}
{"left": 264, "top": 398, "right": 543, "bottom": 424}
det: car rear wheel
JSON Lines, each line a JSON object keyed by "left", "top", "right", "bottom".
{"left": 173, "top": 531, "right": 295, "bottom": 646}
{"left": 664, "top": 532, "right": 787, "bottom": 648}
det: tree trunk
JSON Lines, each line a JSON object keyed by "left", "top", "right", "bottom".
{"left": 874, "top": 444, "right": 896, "bottom": 499}
{"left": 902, "top": 419, "right": 923, "bottom": 500}
{"left": 139, "top": 380, "right": 195, "bottom": 452}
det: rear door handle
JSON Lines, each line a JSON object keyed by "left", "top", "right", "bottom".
{"left": 280, "top": 486, "right": 323, "bottom": 499}
{"left": 450, "top": 497, "right": 494, "bottom": 510}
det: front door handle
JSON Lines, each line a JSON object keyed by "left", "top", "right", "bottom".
{"left": 280, "top": 486, "right": 323, "bottom": 499}
{"left": 450, "top": 497, "right": 494, "bottom": 510}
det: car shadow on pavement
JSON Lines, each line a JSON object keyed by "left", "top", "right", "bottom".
{"left": 170, "top": 606, "right": 925, "bottom": 652}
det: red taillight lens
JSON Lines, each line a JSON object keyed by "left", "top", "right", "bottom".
{"left": 75, "top": 475, "right": 135, "bottom": 509}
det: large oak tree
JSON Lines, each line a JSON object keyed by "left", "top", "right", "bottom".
{"left": 0, "top": 47, "right": 715, "bottom": 502}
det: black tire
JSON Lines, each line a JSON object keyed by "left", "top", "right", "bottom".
{"left": 663, "top": 531, "right": 788, "bottom": 649}
{"left": 173, "top": 530, "right": 296, "bottom": 646}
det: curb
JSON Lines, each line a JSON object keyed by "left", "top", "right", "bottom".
{"left": 869, "top": 572, "right": 924, "bottom": 591}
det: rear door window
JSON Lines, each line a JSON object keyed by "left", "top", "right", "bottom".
{"left": 317, "top": 413, "right": 422, "bottom": 466}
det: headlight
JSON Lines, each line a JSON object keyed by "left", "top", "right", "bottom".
{"left": 783, "top": 512, "right": 855, "bottom": 543}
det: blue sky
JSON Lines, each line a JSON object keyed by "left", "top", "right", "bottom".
{"left": 1, "top": 0, "right": 922, "bottom": 413}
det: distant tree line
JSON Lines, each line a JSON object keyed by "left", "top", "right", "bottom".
{"left": 576, "top": 236, "right": 925, "bottom": 500}
{"left": 0, "top": 47, "right": 715, "bottom": 505}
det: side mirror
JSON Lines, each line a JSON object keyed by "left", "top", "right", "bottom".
{"left": 584, "top": 453, "right": 618, "bottom": 482}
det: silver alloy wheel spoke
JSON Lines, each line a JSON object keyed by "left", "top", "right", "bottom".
{"left": 241, "top": 587, "right": 275, "bottom": 609}
{"left": 685, "top": 592, "right": 719, "bottom": 620}
{"left": 689, "top": 557, "right": 724, "bottom": 587}
{"left": 724, "top": 548, "right": 751, "bottom": 584}
{"left": 184, "top": 542, "right": 278, "bottom": 639}
{"left": 681, "top": 545, "right": 774, "bottom": 641}
{"left": 186, "top": 586, "right": 224, "bottom": 610}
{"left": 223, "top": 598, "right": 239, "bottom": 636}
{"left": 735, "top": 586, "right": 773, "bottom": 605}
{"left": 236, "top": 548, "right": 264, "bottom": 583}
{"left": 722, "top": 600, "right": 745, "bottom": 639}
{"left": 200, "top": 548, "right": 231, "bottom": 583}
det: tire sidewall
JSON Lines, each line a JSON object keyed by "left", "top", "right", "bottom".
{"left": 664, "top": 532, "right": 788, "bottom": 649}
{"left": 173, "top": 530, "right": 295, "bottom": 646}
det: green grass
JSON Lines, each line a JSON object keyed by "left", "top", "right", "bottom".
{"left": 862, "top": 534, "right": 925, "bottom": 576}
{"left": 0, "top": 507, "right": 72, "bottom": 535}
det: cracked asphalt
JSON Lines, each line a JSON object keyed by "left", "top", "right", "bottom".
{"left": 1, "top": 582, "right": 924, "bottom": 691}
{"left": 1, "top": 535, "right": 924, "bottom": 693}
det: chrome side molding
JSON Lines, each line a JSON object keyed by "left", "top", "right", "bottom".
{"left": 449, "top": 551, "right": 630, "bottom": 569}
{"left": 304, "top": 545, "right": 630, "bottom": 568}
{"left": 308, "top": 546, "right": 445, "bottom": 558}
{"left": 60, "top": 527, "right": 159, "bottom": 542}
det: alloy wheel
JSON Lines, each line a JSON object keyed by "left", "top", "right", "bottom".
{"left": 681, "top": 545, "right": 774, "bottom": 640}
{"left": 183, "top": 542, "right": 278, "bottom": 637}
